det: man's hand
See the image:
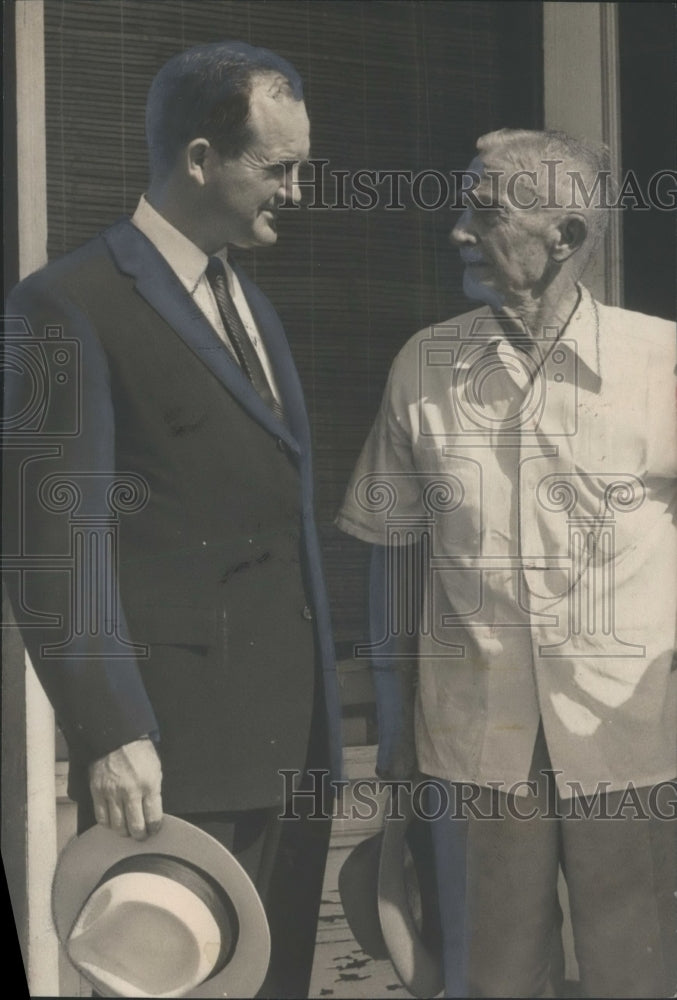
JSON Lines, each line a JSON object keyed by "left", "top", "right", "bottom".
{"left": 375, "top": 717, "right": 418, "bottom": 782}
{"left": 376, "top": 744, "right": 418, "bottom": 783}
{"left": 374, "top": 664, "right": 418, "bottom": 782}
{"left": 369, "top": 544, "right": 420, "bottom": 783}
{"left": 89, "top": 738, "right": 163, "bottom": 840}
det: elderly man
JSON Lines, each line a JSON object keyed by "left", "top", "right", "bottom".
{"left": 337, "top": 129, "right": 676, "bottom": 998}
{"left": 4, "top": 41, "right": 341, "bottom": 997}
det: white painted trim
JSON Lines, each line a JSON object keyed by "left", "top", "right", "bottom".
{"left": 343, "top": 743, "right": 377, "bottom": 779}
{"left": 15, "top": 0, "right": 48, "bottom": 277}
{"left": 15, "top": 1, "right": 60, "bottom": 994}
{"left": 543, "top": 2, "right": 623, "bottom": 306}
{"left": 24, "top": 654, "right": 59, "bottom": 996}
{"left": 599, "top": 3, "right": 623, "bottom": 307}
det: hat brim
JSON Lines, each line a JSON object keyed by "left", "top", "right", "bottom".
{"left": 338, "top": 833, "right": 389, "bottom": 960}
{"left": 52, "top": 814, "right": 270, "bottom": 998}
{"left": 378, "top": 796, "right": 444, "bottom": 999}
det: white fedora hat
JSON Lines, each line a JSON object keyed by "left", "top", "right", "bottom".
{"left": 52, "top": 815, "right": 270, "bottom": 998}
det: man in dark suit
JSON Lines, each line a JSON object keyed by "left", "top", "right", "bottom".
{"left": 3, "top": 40, "right": 342, "bottom": 997}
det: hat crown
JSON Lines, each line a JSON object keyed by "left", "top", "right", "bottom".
{"left": 53, "top": 815, "right": 271, "bottom": 998}
{"left": 68, "top": 871, "right": 224, "bottom": 998}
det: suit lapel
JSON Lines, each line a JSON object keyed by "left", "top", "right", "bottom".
{"left": 103, "top": 219, "right": 301, "bottom": 454}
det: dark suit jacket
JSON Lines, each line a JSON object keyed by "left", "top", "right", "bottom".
{"left": 3, "top": 218, "right": 342, "bottom": 814}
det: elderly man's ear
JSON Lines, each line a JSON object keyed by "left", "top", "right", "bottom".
{"left": 550, "top": 212, "right": 588, "bottom": 263}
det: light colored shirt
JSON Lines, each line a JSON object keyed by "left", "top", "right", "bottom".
{"left": 131, "top": 195, "right": 281, "bottom": 403}
{"left": 337, "top": 286, "right": 677, "bottom": 796}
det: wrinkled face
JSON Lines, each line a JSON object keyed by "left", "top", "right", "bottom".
{"left": 202, "top": 79, "right": 310, "bottom": 250}
{"left": 451, "top": 153, "right": 554, "bottom": 310}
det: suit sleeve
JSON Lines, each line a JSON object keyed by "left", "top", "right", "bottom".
{"left": 3, "top": 275, "right": 158, "bottom": 762}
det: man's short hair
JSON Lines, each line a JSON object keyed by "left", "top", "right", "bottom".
{"left": 476, "top": 128, "right": 614, "bottom": 272}
{"left": 146, "top": 41, "right": 304, "bottom": 178}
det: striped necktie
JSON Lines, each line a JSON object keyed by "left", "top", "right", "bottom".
{"left": 205, "top": 257, "right": 284, "bottom": 422}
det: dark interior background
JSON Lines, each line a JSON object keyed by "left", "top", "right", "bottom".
{"left": 42, "top": 0, "right": 543, "bottom": 654}
{"left": 618, "top": 2, "right": 676, "bottom": 321}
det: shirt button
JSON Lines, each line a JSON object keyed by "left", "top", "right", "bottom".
{"left": 302, "top": 605, "right": 313, "bottom": 621}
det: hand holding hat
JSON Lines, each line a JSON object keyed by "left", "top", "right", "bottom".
{"left": 88, "top": 738, "right": 163, "bottom": 841}
{"left": 53, "top": 815, "right": 271, "bottom": 998}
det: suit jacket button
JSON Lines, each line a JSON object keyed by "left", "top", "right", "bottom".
{"left": 276, "top": 437, "right": 286, "bottom": 452}
{"left": 302, "top": 605, "right": 313, "bottom": 621}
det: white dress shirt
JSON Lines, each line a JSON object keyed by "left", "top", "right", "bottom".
{"left": 337, "top": 286, "right": 677, "bottom": 797}
{"left": 131, "top": 195, "right": 281, "bottom": 403}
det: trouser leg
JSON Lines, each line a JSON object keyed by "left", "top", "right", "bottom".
{"left": 181, "top": 779, "right": 331, "bottom": 1000}
{"left": 464, "top": 780, "right": 562, "bottom": 998}
{"left": 261, "top": 793, "right": 332, "bottom": 999}
{"left": 430, "top": 726, "right": 564, "bottom": 999}
{"left": 259, "top": 695, "right": 333, "bottom": 1000}
{"left": 430, "top": 780, "right": 562, "bottom": 999}
{"left": 561, "top": 780, "right": 677, "bottom": 999}
{"left": 179, "top": 806, "right": 323, "bottom": 1000}
{"left": 429, "top": 782, "right": 470, "bottom": 998}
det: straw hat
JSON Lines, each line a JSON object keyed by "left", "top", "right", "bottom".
{"left": 52, "top": 815, "right": 270, "bottom": 998}
{"left": 338, "top": 791, "right": 443, "bottom": 998}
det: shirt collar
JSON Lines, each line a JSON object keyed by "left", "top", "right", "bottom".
{"left": 460, "top": 284, "right": 601, "bottom": 387}
{"left": 563, "top": 284, "right": 602, "bottom": 385}
{"left": 131, "top": 195, "right": 229, "bottom": 292}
